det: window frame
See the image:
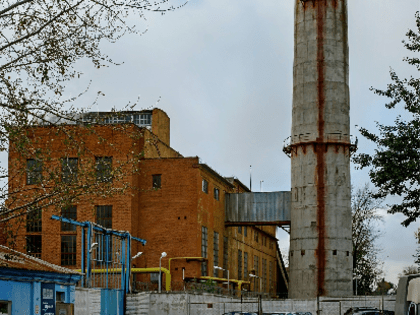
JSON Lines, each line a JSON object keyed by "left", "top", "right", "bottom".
{"left": 62, "top": 157, "right": 78, "bottom": 184}
{"left": 95, "top": 157, "right": 113, "bottom": 183}
{"left": 214, "top": 187, "right": 219, "bottom": 200}
{"left": 26, "top": 235, "right": 42, "bottom": 258}
{"left": 213, "top": 231, "right": 219, "bottom": 277}
{"left": 152, "top": 174, "right": 162, "bottom": 189}
{"left": 201, "top": 226, "right": 208, "bottom": 276}
{"left": 202, "top": 179, "right": 208, "bottom": 194}
{"left": 26, "top": 159, "right": 42, "bottom": 185}
{"left": 238, "top": 250, "right": 242, "bottom": 280}
{"left": 96, "top": 205, "right": 112, "bottom": 229}
{"left": 61, "top": 235, "right": 76, "bottom": 266}
{"left": 61, "top": 206, "right": 77, "bottom": 232}
{"left": 0, "top": 301, "right": 12, "bottom": 315}
{"left": 26, "top": 208, "right": 42, "bottom": 233}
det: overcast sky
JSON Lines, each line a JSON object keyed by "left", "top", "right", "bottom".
{"left": 64, "top": 0, "right": 420, "bottom": 286}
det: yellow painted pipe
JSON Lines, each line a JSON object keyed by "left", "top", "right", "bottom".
{"left": 76, "top": 267, "right": 172, "bottom": 291}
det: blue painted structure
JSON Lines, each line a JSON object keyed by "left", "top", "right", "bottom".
{"left": 51, "top": 215, "right": 146, "bottom": 315}
{"left": 0, "top": 245, "right": 81, "bottom": 315}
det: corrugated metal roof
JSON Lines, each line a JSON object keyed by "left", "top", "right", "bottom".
{"left": 0, "top": 245, "right": 81, "bottom": 275}
{"left": 225, "top": 191, "right": 291, "bottom": 224}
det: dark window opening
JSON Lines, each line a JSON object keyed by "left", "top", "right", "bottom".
{"left": 244, "top": 252, "right": 248, "bottom": 280}
{"left": 238, "top": 226, "right": 242, "bottom": 234}
{"left": 95, "top": 157, "right": 112, "bottom": 183}
{"left": 333, "top": 250, "right": 337, "bottom": 255}
{"left": 213, "top": 232, "right": 219, "bottom": 277}
{"left": 244, "top": 226, "right": 247, "bottom": 237}
{"left": 26, "top": 159, "right": 42, "bottom": 185}
{"left": 26, "top": 235, "right": 41, "bottom": 258}
{"left": 238, "top": 250, "right": 242, "bottom": 280}
{"left": 201, "top": 226, "right": 208, "bottom": 276}
{"left": 301, "top": 250, "right": 305, "bottom": 256}
{"left": 223, "top": 236, "right": 228, "bottom": 278}
{"left": 61, "top": 206, "right": 77, "bottom": 232}
{"left": 26, "top": 208, "right": 42, "bottom": 232}
{"left": 152, "top": 174, "right": 161, "bottom": 189}
{"left": 62, "top": 157, "right": 78, "bottom": 183}
{"left": 202, "top": 179, "right": 208, "bottom": 194}
{"left": 96, "top": 205, "right": 112, "bottom": 228}
{"left": 214, "top": 188, "right": 219, "bottom": 200}
{"left": 61, "top": 235, "right": 76, "bottom": 265}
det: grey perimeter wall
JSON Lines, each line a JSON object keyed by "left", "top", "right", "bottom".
{"left": 75, "top": 289, "right": 396, "bottom": 315}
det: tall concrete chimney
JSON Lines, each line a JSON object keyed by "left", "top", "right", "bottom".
{"left": 287, "top": 0, "right": 353, "bottom": 298}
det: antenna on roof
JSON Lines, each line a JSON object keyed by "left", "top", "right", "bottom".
{"left": 250, "top": 165, "right": 252, "bottom": 192}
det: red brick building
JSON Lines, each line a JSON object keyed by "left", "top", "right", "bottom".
{"left": 5, "top": 108, "right": 287, "bottom": 296}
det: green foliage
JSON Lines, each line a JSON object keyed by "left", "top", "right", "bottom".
{"left": 352, "top": 185, "right": 384, "bottom": 295}
{"left": 353, "top": 12, "right": 420, "bottom": 227}
{"left": 0, "top": 0, "right": 186, "bottom": 238}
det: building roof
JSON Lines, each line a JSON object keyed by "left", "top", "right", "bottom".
{"left": 0, "top": 245, "right": 81, "bottom": 275}
{"left": 224, "top": 177, "right": 251, "bottom": 192}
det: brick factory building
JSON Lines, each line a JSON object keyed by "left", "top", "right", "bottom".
{"left": 4, "top": 108, "right": 288, "bottom": 296}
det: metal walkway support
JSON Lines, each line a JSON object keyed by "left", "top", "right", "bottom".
{"left": 225, "top": 191, "right": 291, "bottom": 226}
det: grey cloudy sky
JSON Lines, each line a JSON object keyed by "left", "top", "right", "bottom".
{"left": 66, "top": 0, "right": 420, "bottom": 286}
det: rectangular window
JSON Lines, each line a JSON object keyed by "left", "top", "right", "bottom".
{"left": 26, "top": 208, "right": 42, "bottom": 232}
{"left": 244, "top": 226, "right": 247, "bottom": 237}
{"left": 26, "top": 235, "right": 41, "bottom": 258}
{"left": 269, "top": 261, "right": 273, "bottom": 294}
{"left": 238, "top": 226, "right": 242, "bottom": 234}
{"left": 254, "top": 231, "right": 259, "bottom": 243}
{"left": 150, "top": 273, "right": 159, "bottom": 283}
{"left": 262, "top": 258, "right": 267, "bottom": 292}
{"left": 201, "top": 226, "right": 208, "bottom": 276}
{"left": 202, "top": 179, "right": 208, "bottom": 194}
{"left": 61, "top": 206, "right": 77, "bottom": 232}
{"left": 26, "top": 159, "right": 42, "bottom": 185}
{"left": 238, "top": 250, "right": 242, "bottom": 280}
{"left": 133, "top": 114, "right": 152, "bottom": 126}
{"left": 62, "top": 157, "right": 78, "bottom": 183}
{"left": 254, "top": 255, "right": 259, "bottom": 276}
{"left": 152, "top": 174, "right": 161, "bottom": 189}
{"left": 0, "top": 301, "right": 11, "bottom": 315}
{"left": 61, "top": 235, "right": 76, "bottom": 266}
{"left": 244, "top": 252, "right": 248, "bottom": 280}
{"left": 254, "top": 255, "right": 259, "bottom": 291}
{"left": 213, "top": 232, "right": 219, "bottom": 277}
{"left": 95, "top": 157, "right": 112, "bottom": 183}
{"left": 96, "top": 205, "right": 112, "bottom": 228}
{"left": 214, "top": 188, "right": 219, "bottom": 200}
{"left": 223, "top": 236, "right": 228, "bottom": 279}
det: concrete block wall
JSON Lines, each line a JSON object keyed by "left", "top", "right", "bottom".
{"left": 123, "top": 292, "right": 396, "bottom": 315}
{"left": 75, "top": 288, "right": 101, "bottom": 315}
{"left": 126, "top": 293, "right": 150, "bottom": 315}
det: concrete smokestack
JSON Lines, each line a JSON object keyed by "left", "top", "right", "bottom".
{"left": 287, "top": 0, "right": 353, "bottom": 298}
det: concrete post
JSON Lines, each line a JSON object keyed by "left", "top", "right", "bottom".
{"left": 288, "top": 0, "right": 353, "bottom": 298}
